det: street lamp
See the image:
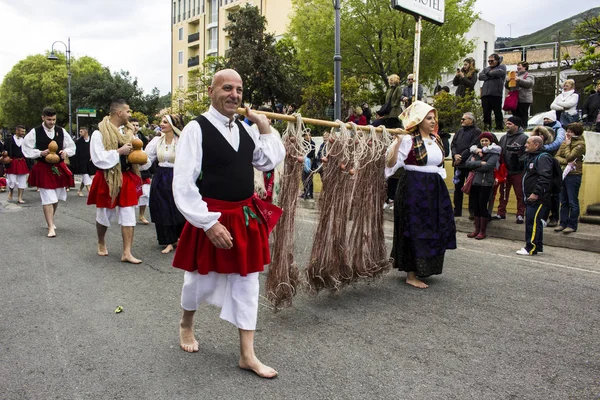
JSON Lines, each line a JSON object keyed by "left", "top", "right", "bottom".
{"left": 48, "top": 37, "right": 72, "bottom": 136}
{"left": 333, "top": 0, "right": 341, "bottom": 121}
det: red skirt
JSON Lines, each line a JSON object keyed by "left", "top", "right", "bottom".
{"left": 6, "top": 158, "right": 29, "bottom": 175}
{"left": 142, "top": 177, "right": 151, "bottom": 185}
{"left": 28, "top": 161, "right": 74, "bottom": 189}
{"left": 0, "top": 177, "right": 6, "bottom": 187}
{"left": 87, "top": 170, "right": 142, "bottom": 209}
{"left": 172, "top": 197, "right": 271, "bottom": 276}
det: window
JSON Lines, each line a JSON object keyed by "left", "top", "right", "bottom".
{"left": 178, "top": 99, "right": 184, "bottom": 110}
{"left": 209, "top": 0, "right": 218, "bottom": 24}
{"left": 208, "top": 27, "right": 218, "bottom": 51}
{"left": 178, "top": 75, "right": 184, "bottom": 89}
{"left": 182, "top": 0, "right": 186, "bottom": 20}
{"left": 178, "top": 0, "right": 181, "bottom": 22}
{"left": 173, "top": 2, "right": 177, "bottom": 24}
{"left": 193, "top": 0, "right": 196, "bottom": 16}
{"left": 178, "top": 51, "right": 184, "bottom": 65}
{"left": 178, "top": 27, "right": 183, "bottom": 41}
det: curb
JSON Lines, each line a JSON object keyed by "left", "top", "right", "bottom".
{"left": 296, "top": 200, "right": 600, "bottom": 254}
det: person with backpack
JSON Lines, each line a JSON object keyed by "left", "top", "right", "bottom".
{"left": 554, "top": 122, "right": 586, "bottom": 234}
{"left": 516, "top": 136, "right": 554, "bottom": 256}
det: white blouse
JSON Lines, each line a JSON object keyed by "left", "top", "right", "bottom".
{"left": 173, "top": 106, "right": 286, "bottom": 231}
{"left": 142, "top": 135, "right": 178, "bottom": 169}
{"left": 89, "top": 130, "right": 123, "bottom": 170}
{"left": 22, "top": 125, "right": 76, "bottom": 159}
{"left": 385, "top": 134, "right": 446, "bottom": 179}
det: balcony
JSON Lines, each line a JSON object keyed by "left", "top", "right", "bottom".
{"left": 188, "top": 56, "right": 200, "bottom": 68}
{"left": 188, "top": 32, "right": 200, "bottom": 43}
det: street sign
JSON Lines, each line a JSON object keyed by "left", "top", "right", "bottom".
{"left": 76, "top": 108, "right": 96, "bottom": 117}
{"left": 391, "top": 0, "right": 445, "bottom": 25}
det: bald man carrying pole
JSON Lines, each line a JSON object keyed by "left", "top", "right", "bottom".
{"left": 172, "top": 69, "right": 285, "bottom": 378}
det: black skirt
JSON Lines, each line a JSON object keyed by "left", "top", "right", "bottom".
{"left": 149, "top": 166, "right": 185, "bottom": 245}
{"left": 391, "top": 168, "right": 457, "bottom": 277}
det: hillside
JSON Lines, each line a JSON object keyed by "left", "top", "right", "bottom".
{"left": 495, "top": 7, "right": 600, "bottom": 48}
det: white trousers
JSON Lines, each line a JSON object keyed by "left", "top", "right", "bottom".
{"left": 39, "top": 188, "right": 67, "bottom": 205}
{"left": 137, "top": 183, "right": 150, "bottom": 207}
{"left": 96, "top": 206, "right": 136, "bottom": 227}
{"left": 80, "top": 174, "right": 93, "bottom": 186}
{"left": 7, "top": 174, "right": 27, "bottom": 189}
{"left": 181, "top": 271, "right": 260, "bottom": 331}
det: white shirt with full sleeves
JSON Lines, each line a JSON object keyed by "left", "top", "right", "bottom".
{"left": 141, "top": 135, "right": 177, "bottom": 170}
{"left": 22, "top": 125, "right": 76, "bottom": 159}
{"left": 173, "top": 106, "right": 285, "bottom": 231}
{"left": 90, "top": 130, "right": 121, "bottom": 170}
{"left": 385, "top": 134, "right": 446, "bottom": 179}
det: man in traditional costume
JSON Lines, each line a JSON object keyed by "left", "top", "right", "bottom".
{"left": 88, "top": 99, "right": 142, "bottom": 264}
{"left": 130, "top": 117, "right": 151, "bottom": 224}
{"left": 22, "top": 108, "right": 75, "bottom": 237}
{"left": 6, "top": 125, "right": 30, "bottom": 204}
{"left": 172, "top": 69, "right": 285, "bottom": 378}
{"left": 72, "top": 127, "right": 96, "bottom": 196}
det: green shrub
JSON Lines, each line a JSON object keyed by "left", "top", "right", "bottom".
{"left": 433, "top": 91, "right": 483, "bottom": 132}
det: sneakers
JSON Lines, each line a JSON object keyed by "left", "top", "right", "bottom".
{"left": 492, "top": 214, "right": 506, "bottom": 220}
{"left": 554, "top": 225, "right": 566, "bottom": 232}
{"left": 562, "top": 227, "right": 576, "bottom": 234}
{"left": 546, "top": 220, "right": 559, "bottom": 227}
{"left": 516, "top": 248, "right": 535, "bottom": 256}
{"left": 541, "top": 219, "right": 547, "bottom": 228}
{"left": 516, "top": 215, "right": 524, "bottom": 224}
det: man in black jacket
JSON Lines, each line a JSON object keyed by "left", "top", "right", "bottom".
{"left": 516, "top": 136, "right": 553, "bottom": 256}
{"left": 582, "top": 82, "right": 600, "bottom": 132}
{"left": 451, "top": 112, "right": 481, "bottom": 216}
{"left": 495, "top": 116, "right": 528, "bottom": 223}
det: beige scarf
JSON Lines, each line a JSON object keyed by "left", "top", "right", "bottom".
{"left": 98, "top": 116, "right": 139, "bottom": 201}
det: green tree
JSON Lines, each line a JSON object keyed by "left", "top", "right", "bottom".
{"left": 224, "top": 4, "right": 303, "bottom": 107}
{"left": 573, "top": 15, "right": 600, "bottom": 81}
{"left": 288, "top": 0, "right": 477, "bottom": 93}
{"left": 433, "top": 91, "right": 483, "bottom": 133}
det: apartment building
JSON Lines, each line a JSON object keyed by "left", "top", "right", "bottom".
{"left": 171, "top": 0, "right": 293, "bottom": 97}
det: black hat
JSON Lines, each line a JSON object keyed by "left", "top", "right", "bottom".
{"left": 507, "top": 116, "right": 523, "bottom": 127}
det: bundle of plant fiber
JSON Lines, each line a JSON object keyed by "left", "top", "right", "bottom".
{"left": 265, "top": 115, "right": 308, "bottom": 309}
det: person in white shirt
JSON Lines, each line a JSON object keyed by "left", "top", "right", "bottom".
{"left": 22, "top": 107, "right": 75, "bottom": 238}
{"left": 551, "top": 79, "right": 580, "bottom": 127}
{"left": 5, "top": 125, "right": 30, "bottom": 204}
{"left": 172, "top": 69, "right": 285, "bottom": 378}
{"left": 87, "top": 100, "right": 142, "bottom": 264}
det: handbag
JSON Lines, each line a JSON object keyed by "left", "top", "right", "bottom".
{"left": 461, "top": 171, "right": 475, "bottom": 194}
{"left": 502, "top": 90, "right": 519, "bottom": 111}
{"left": 377, "top": 86, "right": 397, "bottom": 116}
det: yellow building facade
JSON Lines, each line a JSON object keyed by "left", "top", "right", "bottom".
{"left": 171, "top": 0, "right": 293, "bottom": 101}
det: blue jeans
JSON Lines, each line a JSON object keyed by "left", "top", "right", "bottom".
{"left": 559, "top": 174, "right": 582, "bottom": 230}
{"left": 525, "top": 202, "right": 548, "bottom": 254}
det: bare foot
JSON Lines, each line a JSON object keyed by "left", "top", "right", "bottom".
{"left": 7, "top": 192, "right": 13, "bottom": 201}
{"left": 98, "top": 243, "right": 108, "bottom": 256}
{"left": 47, "top": 227, "right": 56, "bottom": 238}
{"left": 121, "top": 254, "right": 142, "bottom": 264}
{"left": 406, "top": 277, "right": 428, "bottom": 289}
{"left": 138, "top": 216, "right": 149, "bottom": 225}
{"left": 179, "top": 323, "right": 199, "bottom": 353}
{"left": 239, "top": 356, "right": 278, "bottom": 379}
{"left": 161, "top": 244, "right": 174, "bottom": 254}
{"left": 77, "top": 191, "right": 85, "bottom": 197}
{"left": 18, "top": 200, "right": 25, "bottom": 204}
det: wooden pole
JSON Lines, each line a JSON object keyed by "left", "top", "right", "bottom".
{"left": 236, "top": 107, "right": 408, "bottom": 135}
{"left": 412, "top": 16, "right": 422, "bottom": 104}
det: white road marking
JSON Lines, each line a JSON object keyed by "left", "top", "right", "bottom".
{"left": 459, "top": 246, "right": 600, "bottom": 275}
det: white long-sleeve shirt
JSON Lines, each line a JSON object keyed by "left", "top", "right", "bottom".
{"left": 384, "top": 134, "right": 446, "bottom": 179}
{"left": 22, "top": 125, "right": 75, "bottom": 159}
{"left": 90, "top": 130, "right": 124, "bottom": 170}
{"left": 173, "top": 106, "right": 285, "bottom": 231}
{"left": 140, "top": 135, "right": 177, "bottom": 170}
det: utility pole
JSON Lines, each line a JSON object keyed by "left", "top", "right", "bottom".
{"left": 556, "top": 31, "right": 562, "bottom": 97}
{"left": 333, "top": 0, "right": 342, "bottom": 121}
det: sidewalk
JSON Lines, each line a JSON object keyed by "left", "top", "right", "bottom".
{"left": 297, "top": 195, "right": 600, "bottom": 254}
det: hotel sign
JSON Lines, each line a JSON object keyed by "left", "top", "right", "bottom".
{"left": 391, "top": 0, "right": 445, "bottom": 25}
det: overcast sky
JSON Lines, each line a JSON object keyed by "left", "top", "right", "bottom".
{"left": 0, "top": 0, "right": 595, "bottom": 96}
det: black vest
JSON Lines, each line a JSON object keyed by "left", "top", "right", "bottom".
{"left": 35, "top": 125, "right": 64, "bottom": 163}
{"left": 195, "top": 115, "right": 255, "bottom": 202}
{"left": 8, "top": 136, "right": 25, "bottom": 158}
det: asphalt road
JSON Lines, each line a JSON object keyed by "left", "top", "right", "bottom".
{"left": 1, "top": 189, "right": 599, "bottom": 400}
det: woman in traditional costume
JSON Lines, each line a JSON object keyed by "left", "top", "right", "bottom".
{"left": 385, "top": 101, "right": 456, "bottom": 289}
{"left": 142, "top": 114, "right": 186, "bottom": 254}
